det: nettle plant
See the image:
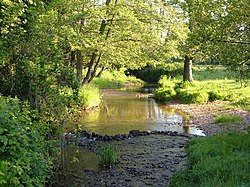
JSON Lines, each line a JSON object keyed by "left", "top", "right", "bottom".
{"left": 0, "top": 96, "right": 51, "bottom": 186}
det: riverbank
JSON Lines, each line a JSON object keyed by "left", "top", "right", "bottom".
{"left": 167, "top": 101, "right": 250, "bottom": 136}
{"left": 51, "top": 134, "right": 190, "bottom": 187}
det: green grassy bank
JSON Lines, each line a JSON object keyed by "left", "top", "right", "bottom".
{"left": 155, "top": 66, "right": 250, "bottom": 111}
{"left": 169, "top": 130, "right": 250, "bottom": 187}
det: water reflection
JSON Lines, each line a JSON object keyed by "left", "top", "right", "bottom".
{"left": 59, "top": 144, "right": 100, "bottom": 173}
{"left": 69, "top": 90, "right": 205, "bottom": 136}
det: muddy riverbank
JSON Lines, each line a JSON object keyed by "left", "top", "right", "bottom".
{"left": 168, "top": 101, "right": 250, "bottom": 136}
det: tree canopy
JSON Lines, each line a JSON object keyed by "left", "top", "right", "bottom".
{"left": 170, "top": 0, "right": 250, "bottom": 80}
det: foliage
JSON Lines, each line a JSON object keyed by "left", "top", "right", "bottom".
{"left": 169, "top": 132, "right": 250, "bottom": 187}
{"left": 97, "top": 143, "right": 119, "bottom": 167}
{"left": 92, "top": 69, "right": 143, "bottom": 89}
{"left": 155, "top": 66, "right": 250, "bottom": 106}
{"left": 215, "top": 115, "right": 243, "bottom": 125}
{"left": 0, "top": 95, "right": 51, "bottom": 186}
{"left": 155, "top": 76, "right": 176, "bottom": 101}
{"left": 127, "top": 62, "right": 183, "bottom": 83}
{"left": 78, "top": 84, "right": 102, "bottom": 109}
{"left": 169, "top": 0, "right": 250, "bottom": 80}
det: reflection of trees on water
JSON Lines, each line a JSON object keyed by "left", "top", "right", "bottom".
{"left": 146, "top": 99, "right": 182, "bottom": 124}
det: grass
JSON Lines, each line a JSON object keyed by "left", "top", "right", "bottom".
{"left": 92, "top": 69, "right": 144, "bottom": 89}
{"left": 169, "top": 131, "right": 250, "bottom": 187}
{"left": 59, "top": 84, "right": 102, "bottom": 109}
{"left": 155, "top": 66, "right": 250, "bottom": 110}
{"left": 78, "top": 84, "right": 102, "bottom": 109}
{"left": 215, "top": 114, "right": 243, "bottom": 125}
{"left": 97, "top": 143, "right": 119, "bottom": 167}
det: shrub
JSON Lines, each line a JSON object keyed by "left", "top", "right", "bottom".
{"left": 215, "top": 114, "right": 242, "bottom": 125}
{"left": 155, "top": 87, "right": 176, "bottom": 102}
{"left": 177, "top": 89, "right": 209, "bottom": 103}
{"left": 208, "top": 90, "right": 227, "bottom": 101}
{"left": 155, "top": 76, "right": 176, "bottom": 102}
{"left": 0, "top": 96, "right": 51, "bottom": 186}
{"left": 97, "top": 143, "right": 119, "bottom": 167}
{"left": 234, "top": 97, "right": 250, "bottom": 111}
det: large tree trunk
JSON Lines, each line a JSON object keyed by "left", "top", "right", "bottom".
{"left": 183, "top": 55, "right": 194, "bottom": 82}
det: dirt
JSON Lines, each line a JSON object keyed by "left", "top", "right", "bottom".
{"left": 168, "top": 101, "right": 250, "bottom": 136}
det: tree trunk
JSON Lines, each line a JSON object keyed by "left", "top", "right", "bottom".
{"left": 82, "top": 0, "right": 117, "bottom": 84}
{"left": 96, "top": 66, "right": 106, "bottom": 78}
{"left": 183, "top": 55, "right": 194, "bottom": 82}
{"left": 88, "top": 53, "right": 103, "bottom": 83}
{"left": 82, "top": 52, "right": 98, "bottom": 84}
{"left": 76, "top": 50, "right": 83, "bottom": 86}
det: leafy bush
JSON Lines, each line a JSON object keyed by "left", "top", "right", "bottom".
{"left": 155, "top": 76, "right": 176, "bottom": 101}
{"left": 97, "top": 143, "right": 119, "bottom": 167}
{"left": 234, "top": 97, "right": 250, "bottom": 111}
{"left": 0, "top": 96, "right": 51, "bottom": 186}
{"left": 155, "top": 87, "right": 176, "bottom": 102}
{"left": 169, "top": 132, "right": 250, "bottom": 187}
{"left": 177, "top": 89, "right": 209, "bottom": 103}
{"left": 78, "top": 84, "right": 102, "bottom": 109}
{"left": 215, "top": 114, "right": 242, "bottom": 125}
{"left": 208, "top": 90, "right": 227, "bottom": 101}
{"left": 127, "top": 63, "right": 183, "bottom": 83}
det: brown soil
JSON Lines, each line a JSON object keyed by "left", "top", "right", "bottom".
{"left": 167, "top": 101, "right": 250, "bottom": 136}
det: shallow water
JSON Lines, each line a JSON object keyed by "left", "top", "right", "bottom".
{"left": 51, "top": 90, "right": 205, "bottom": 185}
{"left": 68, "top": 89, "right": 205, "bottom": 136}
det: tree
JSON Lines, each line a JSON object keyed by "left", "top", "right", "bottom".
{"left": 169, "top": 0, "right": 250, "bottom": 81}
{"left": 38, "top": 0, "right": 188, "bottom": 86}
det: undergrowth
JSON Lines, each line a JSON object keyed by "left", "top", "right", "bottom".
{"left": 92, "top": 69, "right": 143, "bottom": 89}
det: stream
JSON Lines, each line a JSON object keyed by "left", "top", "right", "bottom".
{"left": 51, "top": 88, "right": 205, "bottom": 186}
{"left": 66, "top": 89, "right": 205, "bottom": 136}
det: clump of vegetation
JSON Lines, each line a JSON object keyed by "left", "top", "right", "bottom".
{"left": 127, "top": 62, "right": 183, "bottom": 83}
{"left": 78, "top": 84, "right": 102, "bottom": 109}
{"left": 169, "top": 131, "right": 250, "bottom": 187}
{"left": 215, "top": 114, "right": 243, "bottom": 125}
{"left": 97, "top": 143, "right": 119, "bottom": 167}
{"left": 155, "top": 76, "right": 176, "bottom": 102}
{"left": 0, "top": 96, "right": 52, "bottom": 186}
{"left": 59, "top": 84, "right": 102, "bottom": 109}
{"left": 155, "top": 67, "right": 250, "bottom": 107}
{"left": 92, "top": 69, "right": 143, "bottom": 89}
{"left": 234, "top": 97, "right": 250, "bottom": 111}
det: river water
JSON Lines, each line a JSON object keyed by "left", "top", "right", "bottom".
{"left": 67, "top": 89, "right": 205, "bottom": 136}
{"left": 51, "top": 88, "right": 205, "bottom": 186}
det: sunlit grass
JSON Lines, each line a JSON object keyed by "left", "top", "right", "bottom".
{"left": 92, "top": 69, "right": 143, "bottom": 89}
{"left": 155, "top": 66, "right": 250, "bottom": 110}
{"left": 169, "top": 131, "right": 250, "bottom": 187}
{"left": 215, "top": 114, "right": 243, "bottom": 125}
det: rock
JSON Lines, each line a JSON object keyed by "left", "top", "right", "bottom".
{"left": 129, "top": 130, "right": 140, "bottom": 137}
